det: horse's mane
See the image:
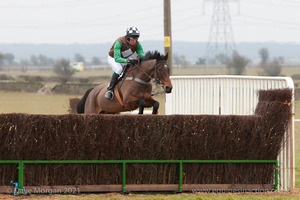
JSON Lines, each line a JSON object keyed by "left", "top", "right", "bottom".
{"left": 141, "top": 51, "right": 165, "bottom": 62}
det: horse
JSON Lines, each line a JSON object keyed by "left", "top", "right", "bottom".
{"left": 76, "top": 51, "right": 173, "bottom": 114}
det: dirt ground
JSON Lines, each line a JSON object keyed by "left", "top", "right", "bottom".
{"left": 0, "top": 188, "right": 299, "bottom": 200}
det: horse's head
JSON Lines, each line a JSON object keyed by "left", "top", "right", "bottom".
{"left": 139, "top": 51, "right": 173, "bottom": 93}
{"left": 153, "top": 53, "right": 173, "bottom": 93}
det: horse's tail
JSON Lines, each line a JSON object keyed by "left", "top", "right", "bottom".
{"left": 77, "top": 88, "right": 94, "bottom": 114}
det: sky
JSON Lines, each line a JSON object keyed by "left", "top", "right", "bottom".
{"left": 1, "top": 0, "right": 300, "bottom": 44}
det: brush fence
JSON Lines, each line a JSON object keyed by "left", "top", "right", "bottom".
{"left": 165, "top": 75, "right": 295, "bottom": 191}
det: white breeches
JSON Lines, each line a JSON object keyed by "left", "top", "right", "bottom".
{"left": 107, "top": 55, "right": 124, "bottom": 75}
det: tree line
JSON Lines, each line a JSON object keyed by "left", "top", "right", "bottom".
{"left": 0, "top": 52, "right": 103, "bottom": 68}
{"left": 177, "top": 48, "right": 284, "bottom": 76}
{"left": 0, "top": 48, "right": 283, "bottom": 83}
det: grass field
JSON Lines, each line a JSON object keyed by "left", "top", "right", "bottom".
{"left": 2, "top": 65, "right": 300, "bottom": 77}
{"left": 0, "top": 192, "right": 299, "bottom": 200}
{"left": 0, "top": 68, "right": 299, "bottom": 199}
{"left": 0, "top": 92, "right": 80, "bottom": 115}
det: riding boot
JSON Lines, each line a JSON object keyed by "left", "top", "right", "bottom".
{"left": 105, "top": 73, "right": 119, "bottom": 100}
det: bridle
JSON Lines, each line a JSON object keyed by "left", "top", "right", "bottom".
{"left": 123, "top": 60, "right": 167, "bottom": 87}
{"left": 136, "top": 60, "right": 166, "bottom": 87}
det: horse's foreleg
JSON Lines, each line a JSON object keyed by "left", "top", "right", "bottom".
{"left": 152, "top": 100, "right": 159, "bottom": 114}
{"left": 138, "top": 99, "right": 145, "bottom": 114}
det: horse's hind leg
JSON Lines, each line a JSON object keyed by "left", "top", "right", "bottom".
{"left": 138, "top": 99, "right": 145, "bottom": 114}
{"left": 152, "top": 100, "right": 159, "bottom": 114}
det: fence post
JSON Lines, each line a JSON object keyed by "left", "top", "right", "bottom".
{"left": 178, "top": 161, "right": 183, "bottom": 192}
{"left": 17, "top": 161, "right": 24, "bottom": 193}
{"left": 122, "top": 161, "right": 126, "bottom": 193}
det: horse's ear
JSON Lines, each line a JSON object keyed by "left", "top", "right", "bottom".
{"left": 164, "top": 53, "right": 168, "bottom": 60}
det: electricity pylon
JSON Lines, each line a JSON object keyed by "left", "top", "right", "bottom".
{"left": 205, "top": 0, "right": 238, "bottom": 64}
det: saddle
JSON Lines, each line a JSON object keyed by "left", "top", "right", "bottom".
{"left": 114, "top": 63, "right": 140, "bottom": 108}
{"left": 114, "top": 64, "right": 132, "bottom": 108}
{"left": 114, "top": 86, "right": 125, "bottom": 108}
{"left": 118, "top": 64, "right": 131, "bottom": 80}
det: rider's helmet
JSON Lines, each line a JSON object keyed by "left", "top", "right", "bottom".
{"left": 126, "top": 26, "right": 140, "bottom": 38}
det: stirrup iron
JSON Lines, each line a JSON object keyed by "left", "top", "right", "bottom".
{"left": 105, "top": 90, "right": 114, "bottom": 100}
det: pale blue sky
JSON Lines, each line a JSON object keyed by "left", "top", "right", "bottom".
{"left": 0, "top": 0, "right": 300, "bottom": 44}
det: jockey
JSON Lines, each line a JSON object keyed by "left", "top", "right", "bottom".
{"left": 105, "top": 26, "right": 145, "bottom": 100}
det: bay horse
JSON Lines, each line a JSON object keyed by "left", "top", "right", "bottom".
{"left": 76, "top": 51, "right": 173, "bottom": 114}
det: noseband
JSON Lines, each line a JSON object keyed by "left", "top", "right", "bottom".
{"left": 152, "top": 61, "right": 167, "bottom": 87}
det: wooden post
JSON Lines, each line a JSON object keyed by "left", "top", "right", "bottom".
{"left": 164, "top": 0, "right": 172, "bottom": 75}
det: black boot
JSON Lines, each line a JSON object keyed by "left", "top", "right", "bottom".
{"left": 105, "top": 73, "right": 119, "bottom": 100}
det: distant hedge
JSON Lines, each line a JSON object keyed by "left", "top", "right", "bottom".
{"left": 17, "top": 75, "right": 108, "bottom": 83}
{"left": 0, "top": 74, "right": 109, "bottom": 94}
{"left": 0, "top": 81, "right": 43, "bottom": 92}
{"left": 52, "top": 83, "right": 98, "bottom": 95}
{"left": 0, "top": 82, "right": 97, "bottom": 95}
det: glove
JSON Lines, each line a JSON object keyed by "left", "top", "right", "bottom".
{"left": 128, "top": 58, "right": 139, "bottom": 65}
